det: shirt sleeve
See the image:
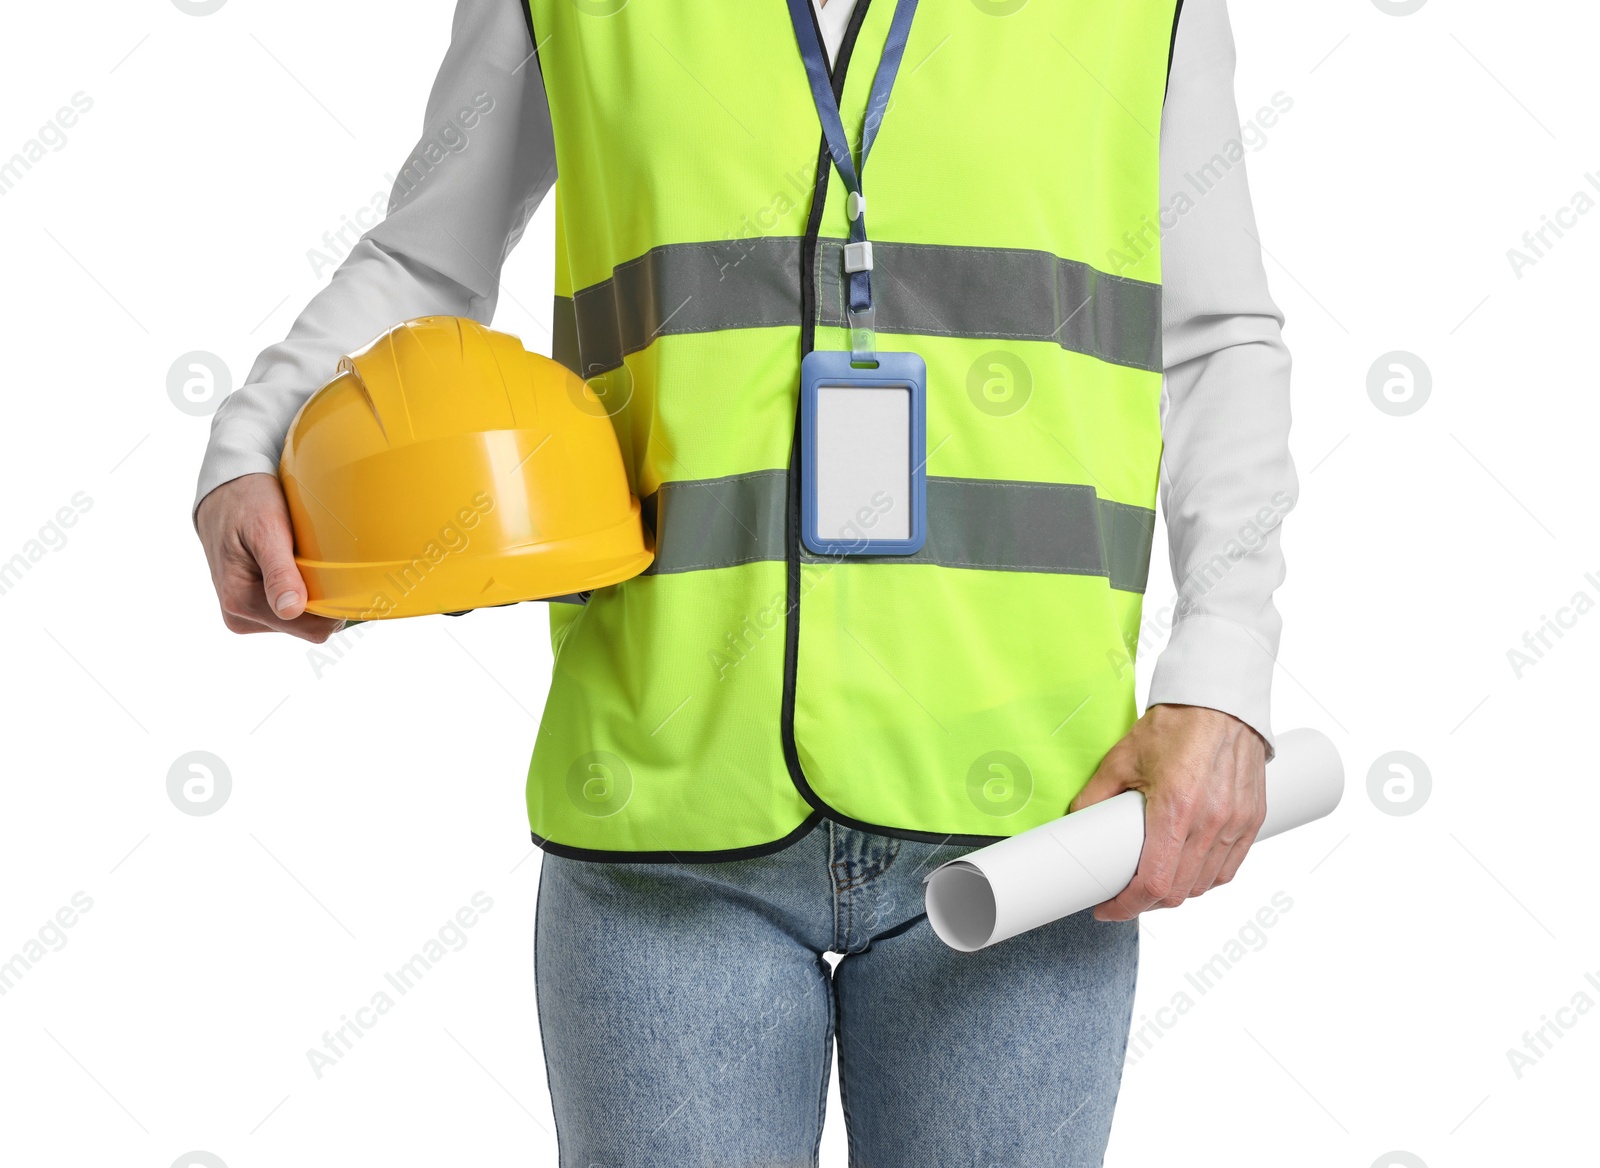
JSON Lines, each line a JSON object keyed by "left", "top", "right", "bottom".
{"left": 192, "top": 0, "right": 555, "bottom": 519}
{"left": 1147, "top": 0, "right": 1297, "bottom": 753}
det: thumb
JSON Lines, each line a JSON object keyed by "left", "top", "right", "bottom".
{"left": 242, "top": 507, "right": 310, "bottom": 620}
{"left": 1069, "top": 745, "right": 1135, "bottom": 814}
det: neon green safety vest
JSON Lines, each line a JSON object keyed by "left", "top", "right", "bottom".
{"left": 524, "top": 0, "right": 1178, "bottom": 860}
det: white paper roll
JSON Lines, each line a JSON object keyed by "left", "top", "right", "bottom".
{"left": 924, "top": 728, "right": 1344, "bottom": 952}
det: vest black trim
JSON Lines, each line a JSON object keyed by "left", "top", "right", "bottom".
{"left": 519, "top": 1, "right": 539, "bottom": 71}
{"left": 779, "top": 0, "right": 878, "bottom": 866}
{"left": 1167, "top": 0, "right": 1186, "bottom": 95}
{"left": 531, "top": 810, "right": 824, "bottom": 865}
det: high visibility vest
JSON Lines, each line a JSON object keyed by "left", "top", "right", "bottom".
{"left": 525, "top": 0, "right": 1177, "bottom": 860}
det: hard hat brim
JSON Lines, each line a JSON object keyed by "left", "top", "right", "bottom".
{"left": 296, "top": 512, "right": 655, "bottom": 620}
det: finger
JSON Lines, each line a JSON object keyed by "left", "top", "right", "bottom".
{"left": 1205, "top": 765, "right": 1267, "bottom": 893}
{"left": 1163, "top": 837, "right": 1217, "bottom": 907}
{"left": 231, "top": 594, "right": 344, "bottom": 643}
{"left": 216, "top": 552, "right": 341, "bottom": 642}
{"left": 216, "top": 552, "right": 275, "bottom": 635}
{"left": 220, "top": 608, "right": 275, "bottom": 635}
{"left": 214, "top": 543, "right": 338, "bottom": 642}
{"left": 229, "top": 502, "right": 344, "bottom": 641}
{"left": 1165, "top": 788, "right": 1235, "bottom": 904}
{"left": 1188, "top": 836, "right": 1239, "bottom": 899}
{"left": 1095, "top": 796, "right": 1189, "bottom": 921}
{"left": 240, "top": 506, "right": 310, "bottom": 620}
{"left": 1069, "top": 741, "right": 1134, "bottom": 813}
{"left": 1211, "top": 823, "right": 1262, "bottom": 889}
{"left": 1195, "top": 803, "right": 1265, "bottom": 896}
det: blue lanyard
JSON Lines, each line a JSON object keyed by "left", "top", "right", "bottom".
{"left": 784, "top": 0, "right": 920, "bottom": 361}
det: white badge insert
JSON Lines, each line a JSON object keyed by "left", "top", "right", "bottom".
{"left": 813, "top": 384, "right": 912, "bottom": 542}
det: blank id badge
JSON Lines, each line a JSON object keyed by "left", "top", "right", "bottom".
{"left": 800, "top": 350, "right": 927, "bottom": 557}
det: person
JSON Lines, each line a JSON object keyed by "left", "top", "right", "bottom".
{"left": 194, "top": 0, "right": 1295, "bottom": 1162}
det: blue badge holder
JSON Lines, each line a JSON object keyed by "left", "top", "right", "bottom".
{"left": 800, "top": 349, "right": 927, "bottom": 558}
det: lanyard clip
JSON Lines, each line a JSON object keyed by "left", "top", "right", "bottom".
{"left": 848, "top": 304, "right": 877, "bottom": 364}
{"left": 843, "top": 243, "right": 876, "bottom": 362}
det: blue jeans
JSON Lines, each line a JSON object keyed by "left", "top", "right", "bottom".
{"left": 535, "top": 820, "right": 1139, "bottom": 1166}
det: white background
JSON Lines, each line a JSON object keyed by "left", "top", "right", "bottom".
{"left": 1, "top": 1, "right": 1594, "bottom": 1165}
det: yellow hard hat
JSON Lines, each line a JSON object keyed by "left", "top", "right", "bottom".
{"left": 279, "top": 316, "right": 653, "bottom": 620}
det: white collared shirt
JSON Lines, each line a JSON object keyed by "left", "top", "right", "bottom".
{"left": 194, "top": 0, "right": 1294, "bottom": 747}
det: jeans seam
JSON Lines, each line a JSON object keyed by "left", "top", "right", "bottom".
{"left": 838, "top": 1024, "right": 863, "bottom": 1168}
{"left": 1107, "top": 923, "right": 1142, "bottom": 1107}
{"left": 809, "top": 954, "right": 836, "bottom": 1168}
{"left": 827, "top": 819, "right": 842, "bottom": 952}
{"left": 838, "top": 839, "right": 899, "bottom": 950}
{"left": 533, "top": 858, "right": 567, "bottom": 1167}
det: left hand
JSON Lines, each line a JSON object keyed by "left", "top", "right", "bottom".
{"left": 1069, "top": 704, "right": 1268, "bottom": 921}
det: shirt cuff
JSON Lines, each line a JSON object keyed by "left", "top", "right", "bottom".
{"left": 192, "top": 441, "right": 281, "bottom": 528}
{"left": 1146, "top": 613, "right": 1276, "bottom": 757}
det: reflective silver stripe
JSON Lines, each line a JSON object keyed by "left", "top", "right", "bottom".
{"left": 552, "top": 237, "right": 1162, "bottom": 377}
{"left": 557, "top": 239, "right": 805, "bottom": 377}
{"left": 815, "top": 241, "right": 1162, "bottom": 373}
{"left": 552, "top": 294, "right": 581, "bottom": 376}
{"left": 1097, "top": 500, "right": 1159, "bottom": 596}
{"left": 641, "top": 470, "right": 788, "bottom": 575}
{"left": 641, "top": 473, "right": 1154, "bottom": 593}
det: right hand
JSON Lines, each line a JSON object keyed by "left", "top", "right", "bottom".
{"left": 196, "top": 473, "right": 343, "bottom": 643}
